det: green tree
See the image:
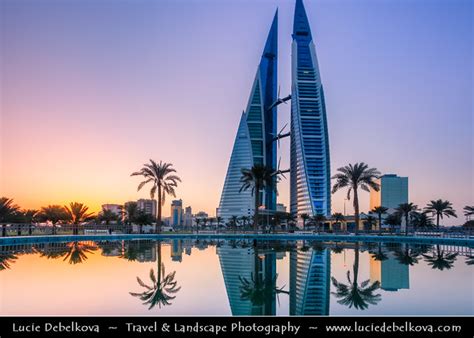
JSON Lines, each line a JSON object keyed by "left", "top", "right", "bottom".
{"left": 363, "top": 215, "right": 377, "bottom": 232}
{"left": 39, "top": 205, "right": 69, "bottom": 234}
{"left": 384, "top": 213, "right": 401, "bottom": 233}
{"left": 331, "top": 243, "right": 382, "bottom": 310}
{"left": 424, "top": 199, "right": 457, "bottom": 230}
{"left": 97, "top": 208, "right": 119, "bottom": 225}
{"left": 331, "top": 163, "right": 380, "bottom": 235}
{"left": 300, "top": 213, "right": 310, "bottom": 230}
{"left": 239, "top": 165, "right": 276, "bottom": 232}
{"left": 370, "top": 206, "right": 388, "bottom": 235}
{"left": 216, "top": 216, "right": 223, "bottom": 230}
{"left": 410, "top": 211, "right": 434, "bottom": 229}
{"left": 124, "top": 202, "right": 138, "bottom": 225}
{"left": 131, "top": 160, "right": 181, "bottom": 233}
{"left": 130, "top": 242, "right": 181, "bottom": 309}
{"left": 64, "top": 202, "right": 94, "bottom": 235}
{"left": 332, "top": 213, "right": 345, "bottom": 233}
{"left": 312, "top": 213, "right": 327, "bottom": 233}
{"left": 0, "top": 197, "right": 20, "bottom": 237}
{"left": 464, "top": 206, "right": 474, "bottom": 220}
{"left": 396, "top": 203, "right": 418, "bottom": 236}
{"left": 134, "top": 210, "right": 154, "bottom": 234}
{"left": 370, "top": 243, "right": 388, "bottom": 262}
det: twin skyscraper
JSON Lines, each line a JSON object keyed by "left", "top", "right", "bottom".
{"left": 218, "top": 0, "right": 331, "bottom": 223}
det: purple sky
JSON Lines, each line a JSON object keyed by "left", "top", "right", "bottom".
{"left": 1, "top": 0, "right": 472, "bottom": 224}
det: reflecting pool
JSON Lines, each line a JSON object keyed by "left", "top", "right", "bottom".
{"left": 0, "top": 239, "right": 472, "bottom": 315}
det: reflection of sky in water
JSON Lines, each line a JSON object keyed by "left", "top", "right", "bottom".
{"left": 0, "top": 240, "right": 472, "bottom": 315}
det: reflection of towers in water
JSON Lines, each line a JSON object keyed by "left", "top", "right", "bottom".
{"left": 171, "top": 240, "right": 183, "bottom": 262}
{"left": 370, "top": 252, "right": 409, "bottom": 291}
{"left": 217, "top": 242, "right": 277, "bottom": 315}
{"left": 290, "top": 243, "right": 330, "bottom": 315}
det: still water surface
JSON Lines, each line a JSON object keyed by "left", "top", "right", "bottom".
{"left": 0, "top": 239, "right": 472, "bottom": 315}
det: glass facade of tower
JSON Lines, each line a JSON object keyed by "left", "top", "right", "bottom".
{"left": 290, "top": 0, "right": 331, "bottom": 217}
{"left": 217, "top": 12, "right": 278, "bottom": 222}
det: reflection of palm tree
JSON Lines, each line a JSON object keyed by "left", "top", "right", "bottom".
{"left": 466, "top": 256, "right": 474, "bottom": 266}
{"left": 130, "top": 242, "right": 181, "bottom": 309}
{"left": 422, "top": 245, "right": 458, "bottom": 270}
{"left": 63, "top": 242, "right": 97, "bottom": 264}
{"left": 0, "top": 249, "right": 17, "bottom": 270}
{"left": 370, "top": 243, "right": 388, "bottom": 262}
{"left": 239, "top": 273, "right": 288, "bottom": 310}
{"left": 394, "top": 244, "right": 419, "bottom": 266}
{"left": 331, "top": 243, "right": 381, "bottom": 310}
{"left": 239, "top": 241, "right": 287, "bottom": 315}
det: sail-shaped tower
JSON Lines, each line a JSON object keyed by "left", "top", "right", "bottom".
{"left": 290, "top": 0, "right": 331, "bottom": 217}
{"left": 217, "top": 11, "right": 278, "bottom": 222}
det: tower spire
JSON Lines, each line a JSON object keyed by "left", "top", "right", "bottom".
{"left": 293, "top": 0, "right": 312, "bottom": 39}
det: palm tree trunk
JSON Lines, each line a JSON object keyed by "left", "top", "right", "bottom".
{"left": 157, "top": 185, "right": 162, "bottom": 234}
{"left": 2, "top": 224, "right": 6, "bottom": 237}
{"left": 353, "top": 188, "right": 360, "bottom": 235}
{"left": 436, "top": 213, "right": 440, "bottom": 231}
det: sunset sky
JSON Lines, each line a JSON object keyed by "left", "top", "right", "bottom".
{"left": 1, "top": 0, "right": 472, "bottom": 224}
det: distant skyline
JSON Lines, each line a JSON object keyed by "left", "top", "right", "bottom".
{"left": 1, "top": 0, "right": 472, "bottom": 224}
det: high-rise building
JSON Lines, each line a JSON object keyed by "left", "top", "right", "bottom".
{"left": 290, "top": 244, "right": 331, "bottom": 315}
{"left": 137, "top": 199, "right": 157, "bottom": 217}
{"left": 290, "top": 0, "right": 331, "bottom": 219}
{"left": 183, "top": 206, "right": 193, "bottom": 228}
{"left": 171, "top": 199, "right": 183, "bottom": 227}
{"left": 370, "top": 174, "right": 409, "bottom": 210}
{"left": 217, "top": 11, "right": 278, "bottom": 222}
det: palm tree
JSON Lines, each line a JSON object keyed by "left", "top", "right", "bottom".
{"left": 422, "top": 245, "right": 458, "bottom": 270}
{"left": 331, "top": 242, "right": 381, "bottom": 310}
{"left": 424, "top": 199, "right": 457, "bottom": 230}
{"left": 370, "top": 206, "right": 388, "bottom": 235}
{"left": 134, "top": 210, "right": 154, "bottom": 234}
{"left": 230, "top": 215, "right": 239, "bottom": 232}
{"left": 97, "top": 208, "right": 118, "bottom": 226}
{"left": 239, "top": 164, "right": 276, "bottom": 232}
{"left": 38, "top": 205, "right": 69, "bottom": 235}
{"left": 331, "top": 213, "right": 345, "bottom": 233}
{"left": 216, "top": 216, "right": 223, "bottom": 230}
{"left": 331, "top": 163, "right": 380, "bottom": 235}
{"left": 131, "top": 160, "right": 181, "bottom": 233}
{"left": 0, "top": 197, "right": 20, "bottom": 237}
{"left": 463, "top": 206, "right": 474, "bottom": 220}
{"left": 124, "top": 202, "right": 138, "bottom": 224}
{"left": 410, "top": 211, "right": 434, "bottom": 230}
{"left": 312, "top": 213, "right": 327, "bottom": 233}
{"left": 396, "top": 203, "right": 418, "bottom": 236}
{"left": 21, "top": 209, "right": 39, "bottom": 235}
{"left": 363, "top": 215, "right": 377, "bottom": 233}
{"left": 64, "top": 202, "right": 94, "bottom": 235}
{"left": 384, "top": 213, "right": 401, "bottom": 233}
{"left": 130, "top": 242, "right": 181, "bottom": 309}
{"left": 300, "top": 213, "right": 309, "bottom": 230}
